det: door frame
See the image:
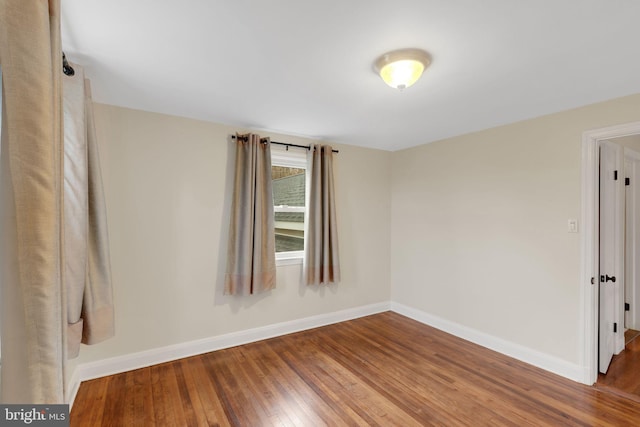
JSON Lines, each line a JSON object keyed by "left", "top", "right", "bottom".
{"left": 582, "top": 120, "right": 640, "bottom": 384}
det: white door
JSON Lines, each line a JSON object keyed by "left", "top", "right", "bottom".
{"left": 599, "top": 141, "right": 622, "bottom": 373}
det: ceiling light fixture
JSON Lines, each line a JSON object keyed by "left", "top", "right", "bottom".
{"left": 374, "top": 48, "right": 431, "bottom": 90}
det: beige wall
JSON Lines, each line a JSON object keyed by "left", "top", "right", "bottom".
{"left": 73, "top": 92, "right": 640, "bottom": 376}
{"left": 72, "top": 104, "right": 391, "bottom": 365}
{"left": 391, "top": 94, "right": 640, "bottom": 365}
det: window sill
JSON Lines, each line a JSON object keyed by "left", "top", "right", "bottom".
{"left": 276, "top": 255, "right": 303, "bottom": 266}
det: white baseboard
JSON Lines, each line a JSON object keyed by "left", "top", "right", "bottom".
{"left": 390, "top": 301, "right": 584, "bottom": 383}
{"left": 67, "top": 301, "right": 390, "bottom": 407}
{"left": 68, "top": 299, "right": 587, "bottom": 409}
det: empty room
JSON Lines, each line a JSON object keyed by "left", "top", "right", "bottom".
{"left": 2, "top": 1, "right": 640, "bottom": 425}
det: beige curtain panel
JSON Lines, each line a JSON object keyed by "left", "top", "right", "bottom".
{"left": 304, "top": 145, "right": 341, "bottom": 285}
{"left": 224, "top": 133, "right": 277, "bottom": 295}
{"left": 0, "top": 0, "right": 66, "bottom": 403}
{"left": 63, "top": 64, "right": 114, "bottom": 359}
{"left": 1, "top": 1, "right": 114, "bottom": 403}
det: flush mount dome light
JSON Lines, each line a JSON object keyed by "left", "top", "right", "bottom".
{"left": 374, "top": 48, "right": 431, "bottom": 90}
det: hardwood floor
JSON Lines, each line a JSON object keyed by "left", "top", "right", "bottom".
{"left": 71, "top": 312, "right": 640, "bottom": 426}
{"left": 625, "top": 328, "right": 640, "bottom": 345}
{"left": 597, "top": 329, "right": 640, "bottom": 401}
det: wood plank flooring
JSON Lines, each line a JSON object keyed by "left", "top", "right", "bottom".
{"left": 597, "top": 329, "right": 640, "bottom": 400}
{"left": 625, "top": 329, "right": 640, "bottom": 345}
{"left": 71, "top": 312, "right": 640, "bottom": 426}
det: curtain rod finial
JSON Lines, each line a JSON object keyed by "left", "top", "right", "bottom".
{"left": 62, "top": 52, "right": 75, "bottom": 76}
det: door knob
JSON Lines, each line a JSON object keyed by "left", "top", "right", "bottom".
{"left": 600, "top": 275, "right": 616, "bottom": 283}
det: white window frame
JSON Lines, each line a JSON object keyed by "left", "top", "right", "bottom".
{"left": 271, "top": 145, "right": 307, "bottom": 266}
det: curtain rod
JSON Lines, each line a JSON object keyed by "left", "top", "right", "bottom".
{"left": 231, "top": 134, "right": 339, "bottom": 153}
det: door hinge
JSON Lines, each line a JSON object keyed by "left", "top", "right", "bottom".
{"left": 614, "top": 322, "right": 618, "bottom": 333}
{"left": 625, "top": 302, "right": 630, "bottom": 311}
{"left": 614, "top": 170, "right": 618, "bottom": 180}
{"left": 626, "top": 177, "right": 630, "bottom": 186}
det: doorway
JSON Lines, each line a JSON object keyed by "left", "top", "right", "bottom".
{"left": 595, "top": 136, "right": 640, "bottom": 397}
{"left": 581, "top": 121, "right": 640, "bottom": 388}
{"left": 620, "top": 138, "right": 640, "bottom": 334}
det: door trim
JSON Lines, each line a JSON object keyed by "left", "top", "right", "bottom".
{"left": 582, "top": 121, "right": 640, "bottom": 384}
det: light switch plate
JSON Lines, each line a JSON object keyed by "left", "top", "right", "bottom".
{"left": 568, "top": 219, "right": 578, "bottom": 233}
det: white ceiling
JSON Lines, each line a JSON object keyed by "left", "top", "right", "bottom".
{"left": 61, "top": 0, "right": 640, "bottom": 151}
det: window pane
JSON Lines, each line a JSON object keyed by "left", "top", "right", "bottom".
{"left": 273, "top": 166, "right": 305, "bottom": 253}
{"left": 272, "top": 166, "right": 305, "bottom": 206}
{"left": 275, "top": 233, "right": 304, "bottom": 252}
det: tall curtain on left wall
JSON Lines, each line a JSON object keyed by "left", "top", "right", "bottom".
{"left": 63, "top": 64, "right": 115, "bottom": 359}
{"left": 0, "top": 0, "right": 66, "bottom": 403}
{"left": 0, "top": 1, "right": 115, "bottom": 403}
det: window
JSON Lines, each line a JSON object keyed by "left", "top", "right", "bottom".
{"left": 271, "top": 145, "right": 307, "bottom": 264}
